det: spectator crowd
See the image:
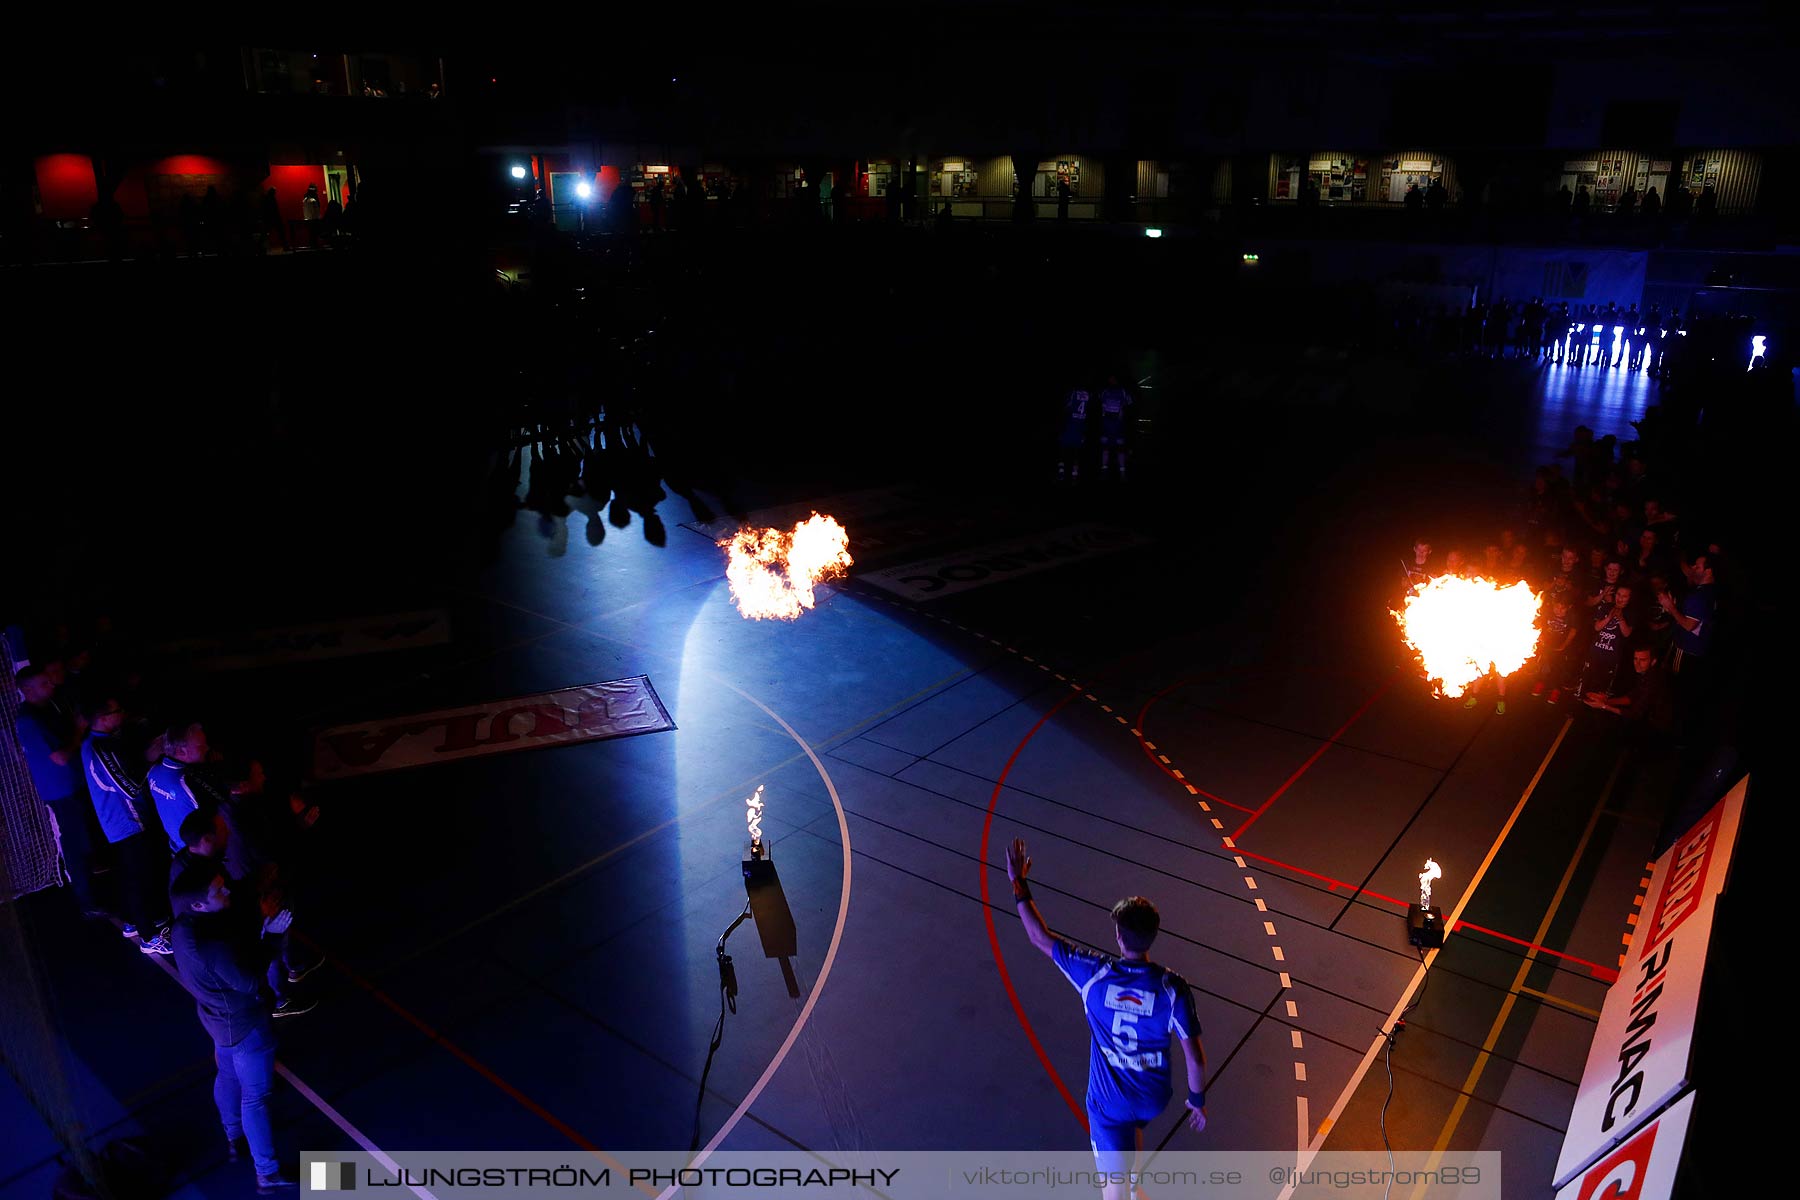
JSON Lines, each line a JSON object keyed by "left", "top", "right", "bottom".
{"left": 1401, "top": 420, "right": 1724, "bottom": 740}
{"left": 9, "top": 625, "right": 322, "bottom": 1192}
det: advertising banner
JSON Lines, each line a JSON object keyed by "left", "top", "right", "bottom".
{"left": 1553, "top": 780, "right": 1745, "bottom": 1186}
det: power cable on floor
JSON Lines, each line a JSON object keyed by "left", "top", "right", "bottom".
{"left": 1379, "top": 946, "right": 1432, "bottom": 1200}
{"left": 690, "top": 902, "right": 752, "bottom": 1153}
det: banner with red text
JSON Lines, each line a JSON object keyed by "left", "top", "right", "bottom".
{"left": 310, "top": 677, "right": 674, "bottom": 781}
{"left": 1555, "top": 1091, "right": 1696, "bottom": 1200}
{"left": 1553, "top": 779, "right": 1744, "bottom": 1186}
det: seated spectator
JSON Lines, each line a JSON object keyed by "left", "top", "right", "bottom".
{"left": 1585, "top": 644, "right": 1675, "bottom": 734}
{"left": 1660, "top": 547, "right": 1718, "bottom": 720}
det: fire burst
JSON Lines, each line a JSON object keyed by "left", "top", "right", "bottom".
{"left": 1419, "top": 858, "right": 1442, "bottom": 908}
{"left": 1393, "top": 574, "right": 1542, "bottom": 698}
{"left": 721, "top": 513, "right": 852, "bottom": 620}
{"left": 746, "top": 784, "right": 766, "bottom": 852}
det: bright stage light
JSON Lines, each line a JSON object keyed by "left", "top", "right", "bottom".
{"left": 1144, "top": 227, "right": 1163, "bottom": 239}
{"left": 510, "top": 165, "right": 527, "bottom": 180}
{"left": 1242, "top": 252, "right": 1260, "bottom": 263}
{"left": 576, "top": 181, "right": 594, "bottom": 200}
{"left": 1750, "top": 335, "right": 1767, "bottom": 369}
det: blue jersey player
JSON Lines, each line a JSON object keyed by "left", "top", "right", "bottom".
{"left": 1007, "top": 838, "right": 1206, "bottom": 1199}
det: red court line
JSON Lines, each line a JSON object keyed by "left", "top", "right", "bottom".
{"left": 1452, "top": 921, "right": 1621, "bottom": 983}
{"left": 980, "top": 690, "right": 1089, "bottom": 1128}
{"left": 1133, "top": 678, "right": 1256, "bottom": 813}
{"left": 1225, "top": 851, "right": 1620, "bottom": 982}
{"left": 1230, "top": 673, "right": 1399, "bottom": 841}
{"left": 299, "top": 935, "right": 652, "bottom": 1191}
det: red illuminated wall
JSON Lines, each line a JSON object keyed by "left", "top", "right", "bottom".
{"left": 35, "top": 155, "right": 99, "bottom": 220}
{"left": 598, "top": 166, "right": 622, "bottom": 203}
{"left": 262, "top": 165, "right": 328, "bottom": 221}
{"left": 150, "top": 155, "right": 231, "bottom": 177}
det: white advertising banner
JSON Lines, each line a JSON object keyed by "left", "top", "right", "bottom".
{"left": 856, "top": 524, "right": 1150, "bottom": 601}
{"left": 1555, "top": 1091, "right": 1696, "bottom": 1200}
{"left": 310, "top": 677, "right": 674, "bottom": 781}
{"left": 1553, "top": 779, "right": 1745, "bottom": 1186}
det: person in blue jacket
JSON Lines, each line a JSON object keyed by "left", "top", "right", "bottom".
{"left": 80, "top": 692, "right": 173, "bottom": 953}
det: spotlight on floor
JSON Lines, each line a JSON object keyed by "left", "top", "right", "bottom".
{"left": 1408, "top": 857, "right": 1445, "bottom": 948}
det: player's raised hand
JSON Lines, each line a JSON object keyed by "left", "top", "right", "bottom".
{"left": 1006, "top": 838, "right": 1031, "bottom": 882}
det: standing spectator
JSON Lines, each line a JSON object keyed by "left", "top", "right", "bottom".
{"left": 1640, "top": 186, "right": 1661, "bottom": 218}
{"left": 1402, "top": 537, "right": 1435, "bottom": 592}
{"left": 1630, "top": 527, "right": 1670, "bottom": 584}
{"left": 1547, "top": 545, "right": 1583, "bottom": 603}
{"left": 1659, "top": 548, "right": 1717, "bottom": 721}
{"left": 149, "top": 720, "right": 228, "bottom": 853}
{"left": 80, "top": 694, "right": 172, "bottom": 953}
{"left": 1578, "top": 582, "right": 1634, "bottom": 698}
{"left": 1531, "top": 596, "right": 1580, "bottom": 703}
{"left": 1621, "top": 303, "right": 1643, "bottom": 371}
{"left": 1426, "top": 177, "right": 1447, "bottom": 212}
{"left": 1587, "top": 558, "right": 1626, "bottom": 610}
{"left": 15, "top": 665, "right": 99, "bottom": 915}
{"left": 1573, "top": 185, "right": 1590, "bottom": 219}
{"left": 168, "top": 862, "right": 302, "bottom": 1191}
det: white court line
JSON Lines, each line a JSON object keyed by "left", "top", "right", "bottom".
{"left": 660, "top": 685, "right": 854, "bottom": 1199}
{"left": 144, "top": 952, "right": 438, "bottom": 1200}
{"left": 1276, "top": 717, "right": 1572, "bottom": 1199}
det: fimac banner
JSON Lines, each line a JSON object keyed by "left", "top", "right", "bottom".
{"left": 310, "top": 677, "right": 674, "bottom": 781}
{"left": 1553, "top": 779, "right": 1745, "bottom": 1186}
{"left": 1554, "top": 1091, "right": 1696, "bottom": 1200}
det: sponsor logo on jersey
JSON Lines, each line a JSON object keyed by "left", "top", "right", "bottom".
{"left": 1104, "top": 984, "right": 1151, "bottom": 1014}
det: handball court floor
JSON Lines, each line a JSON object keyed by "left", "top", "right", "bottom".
{"left": 5, "top": 354, "right": 1669, "bottom": 1200}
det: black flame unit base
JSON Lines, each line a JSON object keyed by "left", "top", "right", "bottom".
{"left": 1407, "top": 903, "right": 1446, "bottom": 948}
{"left": 744, "top": 843, "right": 798, "bottom": 960}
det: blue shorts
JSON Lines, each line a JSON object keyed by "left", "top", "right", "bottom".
{"left": 1087, "top": 1105, "right": 1145, "bottom": 1175}
{"left": 1100, "top": 418, "right": 1125, "bottom": 447}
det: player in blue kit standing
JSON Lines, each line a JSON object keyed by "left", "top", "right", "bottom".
{"left": 1006, "top": 838, "right": 1207, "bottom": 1199}
{"left": 1058, "top": 383, "right": 1091, "bottom": 481}
{"left": 1097, "top": 376, "right": 1132, "bottom": 480}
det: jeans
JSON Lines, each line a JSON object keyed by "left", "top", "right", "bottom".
{"left": 215, "top": 1021, "right": 280, "bottom": 1176}
{"left": 44, "top": 794, "right": 97, "bottom": 911}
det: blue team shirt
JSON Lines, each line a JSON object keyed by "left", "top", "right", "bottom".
{"left": 16, "top": 702, "right": 81, "bottom": 801}
{"left": 147, "top": 756, "right": 218, "bottom": 852}
{"left": 1052, "top": 939, "right": 1200, "bottom": 1120}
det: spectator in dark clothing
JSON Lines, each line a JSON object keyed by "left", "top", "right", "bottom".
{"left": 16, "top": 664, "right": 99, "bottom": 914}
{"left": 1660, "top": 548, "right": 1718, "bottom": 719}
{"left": 1573, "top": 185, "right": 1590, "bottom": 218}
{"left": 1404, "top": 184, "right": 1423, "bottom": 212}
{"left": 1629, "top": 527, "right": 1670, "bottom": 584}
{"left": 1697, "top": 185, "right": 1717, "bottom": 218}
{"left": 79, "top": 693, "right": 172, "bottom": 952}
{"left": 1586, "top": 645, "right": 1674, "bottom": 734}
{"left": 1553, "top": 184, "right": 1573, "bottom": 218}
{"left": 169, "top": 863, "right": 303, "bottom": 1191}
{"left": 1426, "top": 178, "right": 1447, "bottom": 212}
{"left": 1640, "top": 187, "right": 1660, "bottom": 218}
{"left": 1531, "top": 597, "right": 1581, "bottom": 703}
{"left": 1580, "top": 583, "right": 1634, "bottom": 698}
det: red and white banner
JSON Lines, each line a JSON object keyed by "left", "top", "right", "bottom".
{"left": 1554, "top": 779, "right": 1745, "bottom": 1186}
{"left": 310, "top": 677, "right": 674, "bottom": 781}
{"left": 1555, "top": 1091, "right": 1696, "bottom": 1200}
